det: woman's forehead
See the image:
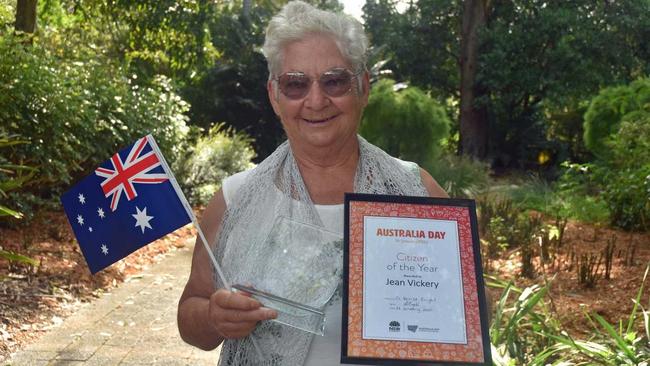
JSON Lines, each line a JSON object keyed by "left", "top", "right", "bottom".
{"left": 280, "top": 34, "right": 352, "bottom": 74}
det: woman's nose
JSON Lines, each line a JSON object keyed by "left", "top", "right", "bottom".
{"left": 303, "top": 81, "right": 330, "bottom": 110}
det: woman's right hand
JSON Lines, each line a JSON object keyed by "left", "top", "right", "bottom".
{"left": 208, "top": 289, "right": 278, "bottom": 339}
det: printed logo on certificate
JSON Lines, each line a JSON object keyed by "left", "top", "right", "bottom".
{"left": 342, "top": 194, "right": 491, "bottom": 365}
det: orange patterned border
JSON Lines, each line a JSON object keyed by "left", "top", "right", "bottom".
{"left": 346, "top": 200, "right": 485, "bottom": 363}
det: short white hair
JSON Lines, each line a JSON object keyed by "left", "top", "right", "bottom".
{"left": 262, "top": 1, "right": 368, "bottom": 78}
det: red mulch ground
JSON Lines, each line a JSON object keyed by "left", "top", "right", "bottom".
{"left": 1, "top": 210, "right": 649, "bottom": 362}
{"left": 486, "top": 221, "right": 650, "bottom": 338}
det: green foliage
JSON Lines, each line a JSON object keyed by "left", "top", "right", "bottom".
{"left": 599, "top": 111, "right": 650, "bottom": 230}
{"left": 488, "top": 267, "right": 650, "bottom": 364}
{"left": 561, "top": 80, "right": 650, "bottom": 231}
{"left": 478, "top": 193, "right": 548, "bottom": 277}
{"left": 0, "top": 32, "right": 190, "bottom": 203}
{"left": 0, "top": 133, "right": 36, "bottom": 220}
{"left": 0, "top": 132, "right": 37, "bottom": 262}
{"left": 185, "top": 1, "right": 285, "bottom": 160}
{"left": 364, "top": 0, "right": 650, "bottom": 166}
{"left": 427, "top": 154, "right": 490, "bottom": 199}
{"left": 37, "top": 0, "right": 221, "bottom": 85}
{"left": 503, "top": 173, "right": 610, "bottom": 225}
{"left": 0, "top": 249, "right": 38, "bottom": 266}
{"left": 477, "top": 196, "right": 518, "bottom": 264}
{"left": 488, "top": 277, "right": 561, "bottom": 365}
{"left": 537, "top": 264, "right": 650, "bottom": 364}
{"left": 583, "top": 78, "right": 650, "bottom": 159}
{"left": 175, "top": 124, "right": 256, "bottom": 206}
{"left": 363, "top": 0, "right": 460, "bottom": 97}
{"left": 360, "top": 79, "right": 451, "bottom": 168}
{"left": 599, "top": 167, "right": 650, "bottom": 231}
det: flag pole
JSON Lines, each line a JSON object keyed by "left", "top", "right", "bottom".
{"left": 147, "top": 135, "right": 265, "bottom": 360}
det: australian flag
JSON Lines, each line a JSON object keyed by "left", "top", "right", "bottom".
{"left": 61, "top": 135, "right": 192, "bottom": 273}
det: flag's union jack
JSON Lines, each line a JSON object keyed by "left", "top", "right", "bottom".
{"left": 95, "top": 137, "right": 169, "bottom": 211}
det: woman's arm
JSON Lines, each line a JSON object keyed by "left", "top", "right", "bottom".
{"left": 177, "top": 190, "right": 276, "bottom": 350}
{"left": 419, "top": 168, "right": 449, "bottom": 198}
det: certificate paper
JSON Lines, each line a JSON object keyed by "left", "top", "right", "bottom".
{"left": 342, "top": 194, "right": 491, "bottom": 365}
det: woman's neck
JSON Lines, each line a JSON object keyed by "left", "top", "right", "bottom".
{"left": 289, "top": 137, "right": 359, "bottom": 205}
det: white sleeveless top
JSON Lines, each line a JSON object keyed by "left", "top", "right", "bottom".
{"left": 222, "top": 169, "right": 366, "bottom": 366}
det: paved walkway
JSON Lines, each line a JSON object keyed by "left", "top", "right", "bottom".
{"left": 7, "top": 243, "right": 221, "bottom": 365}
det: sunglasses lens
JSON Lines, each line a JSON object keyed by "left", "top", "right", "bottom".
{"left": 278, "top": 74, "right": 311, "bottom": 99}
{"left": 276, "top": 69, "right": 355, "bottom": 99}
{"left": 320, "top": 70, "right": 352, "bottom": 97}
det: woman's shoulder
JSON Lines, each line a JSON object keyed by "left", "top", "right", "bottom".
{"left": 391, "top": 157, "right": 448, "bottom": 198}
{"left": 392, "top": 156, "right": 419, "bottom": 175}
{"left": 222, "top": 168, "right": 255, "bottom": 206}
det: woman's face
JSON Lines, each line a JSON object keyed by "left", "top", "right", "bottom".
{"left": 268, "top": 33, "right": 369, "bottom": 152}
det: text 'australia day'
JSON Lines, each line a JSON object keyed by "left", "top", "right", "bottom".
{"left": 376, "top": 228, "right": 447, "bottom": 240}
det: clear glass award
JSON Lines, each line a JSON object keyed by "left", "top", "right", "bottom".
{"left": 232, "top": 216, "right": 343, "bottom": 336}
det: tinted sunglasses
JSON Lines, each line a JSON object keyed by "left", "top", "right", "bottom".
{"left": 274, "top": 68, "right": 361, "bottom": 100}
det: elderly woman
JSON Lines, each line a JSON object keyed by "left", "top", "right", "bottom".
{"left": 178, "top": 1, "right": 447, "bottom": 365}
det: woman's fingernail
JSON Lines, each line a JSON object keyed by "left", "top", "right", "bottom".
{"left": 261, "top": 307, "right": 277, "bottom": 318}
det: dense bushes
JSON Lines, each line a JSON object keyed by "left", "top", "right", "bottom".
{"left": 583, "top": 78, "right": 650, "bottom": 159}
{"left": 428, "top": 153, "right": 490, "bottom": 198}
{"left": 0, "top": 34, "right": 189, "bottom": 198}
{"left": 598, "top": 113, "right": 650, "bottom": 230}
{"left": 174, "top": 124, "right": 256, "bottom": 205}
{"left": 360, "top": 79, "right": 451, "bottom": 168}
{"left": 573, "top": 78, "right": 650, "bottom": 230}
{"left": 0, "top": 31, "right": 257, "bottom": 219}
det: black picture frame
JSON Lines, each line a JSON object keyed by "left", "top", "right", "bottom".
{"left": 341, "top": 193, "right": 492, "bottom": 365}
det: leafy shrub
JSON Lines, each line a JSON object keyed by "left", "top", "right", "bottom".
{"left": 568, "top": 105, "right": 650, "bottom": 230}
{"left": 427, "top": 153, "right": 490, "bottom": 198}
{"left": 174, "top": 124, "right": 256, "bottom": 206}
{"left": 0, "top": 33, "right": 190, "bottom": 201}
{"left": 0, "top": 133, "right": 36, "bottom": 220}
{"left": 600, "top": 166, "right": 650, "bottom": 231}
{"left": 360, "top": 79, "right": 451, "bottom": 168}
{"left": 507, "top": 172, "right": 610, "bottom": 225}
{"left": 489, "top": 265, "right": 650, "bottom": 365}
{"left": 488, "top": 278, "right": 561, "bottom": 365}
{"left": 583, "top": 78, "right": 650, "bottom": 159}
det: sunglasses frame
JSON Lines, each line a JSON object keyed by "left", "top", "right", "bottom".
{"left": 273, "top": 68, "right": 364, "bottom": 100}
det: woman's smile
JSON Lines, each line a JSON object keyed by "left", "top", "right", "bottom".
{"left": 301, "top": 114, "right": 340, "bottom": 124}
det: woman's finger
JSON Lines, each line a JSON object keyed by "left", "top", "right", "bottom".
{"left": 212, "top": 289, "right": 261, "bottom": 311}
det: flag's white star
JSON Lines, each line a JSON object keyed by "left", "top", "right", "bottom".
{"left": 88, "top": 227, "right": 93, "bottom": 233}
{"left": 78, "top": 193, "right": 86, "bottom": 204}
{"left": 77, "top": 215, "right": 84, "bottom": 226}
{"left": 101, "top": 244, "right": 109, "bottom": 255}
{"left": 97, "top": 207, "right": 105, "bottom": 219}
{"left": 132, "top": 206, "right": 153, "bottom": 233}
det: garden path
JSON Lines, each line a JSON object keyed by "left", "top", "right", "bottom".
{"left": 6, "top": 243, "right": 220, "bottom": 366}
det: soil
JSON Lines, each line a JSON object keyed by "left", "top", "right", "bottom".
{"left": 486, "top": 221, "right": 650, "bottom": 338}
{"left": 1, "top": 210, "right": 649, "bottom": 362}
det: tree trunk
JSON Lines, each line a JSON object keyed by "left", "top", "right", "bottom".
{"left": 242, "top": 0, "right": 251, "bottom": 21}
{"left": 459, "top": 0, "right": 488, "bottom": 159}
{"left": 15, "top": 0, "right": 38, "bottom": 34}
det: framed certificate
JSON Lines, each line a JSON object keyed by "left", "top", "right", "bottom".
{"left": 342, "top": 193, "right": 491, "bottom": 365}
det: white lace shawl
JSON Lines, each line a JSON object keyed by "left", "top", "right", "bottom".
{"left": 214, "top": 135, "right": 427, "bottom": 366}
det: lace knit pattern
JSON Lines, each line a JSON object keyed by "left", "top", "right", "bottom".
{"left": 214, "top": 136, "right": 427, "bottom": 366}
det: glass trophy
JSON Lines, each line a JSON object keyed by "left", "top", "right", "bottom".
{"left": 232, "top": 216, "right": 343, "bottom": 336}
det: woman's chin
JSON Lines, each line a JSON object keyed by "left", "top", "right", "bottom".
{"left": 295, "top": 130, "right": 346, "bottom": 150}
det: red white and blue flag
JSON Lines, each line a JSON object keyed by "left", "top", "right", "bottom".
{"left": 61, "top": 135, "right": 192, "bottom": 273}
